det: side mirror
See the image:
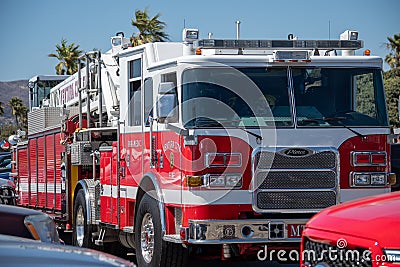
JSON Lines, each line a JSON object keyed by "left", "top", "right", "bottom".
{"left": 157, "top": 82, "right": 177, "bottom": 123}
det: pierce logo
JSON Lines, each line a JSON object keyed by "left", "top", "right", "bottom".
{"left": 283, "top": 148, "right": 310, "bottom": 157}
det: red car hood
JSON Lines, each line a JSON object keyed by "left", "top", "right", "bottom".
{"left": 306, "top": 191, "right": 400, "bottom": 247}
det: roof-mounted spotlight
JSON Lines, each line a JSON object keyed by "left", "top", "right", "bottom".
{"left": 340, "top": 30, "right": 358, "bottom": 41}
{"left": 182, "top": 28, "right": 199, "bottom": 43}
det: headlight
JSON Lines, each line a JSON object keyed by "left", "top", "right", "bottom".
{"left": 225, "top": 174, "right": 243, "bottom": 188}
{"left": 206, "top": 174, "right": 243, "bottom": 189}
{"left": 186, "top": 174, "right": 243, "bottom": 189}
{"left": 370, "top": 174, "right": 386, "bottom": 185}
{"left": 209, "top": 175, "right": 226, "bottom": 187}
{"left": 353, "top": 173, "right": 370, "bottom": 186}
{"left": 350, "top": 172, "right": 388, "bottom": 187}
{"left": 24, "top": 214, "right": 60, "bottom": 243}
{"left": 384, "top": 249, "right": 400, "bottom": 262}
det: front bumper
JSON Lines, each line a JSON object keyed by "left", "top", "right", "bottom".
{"left": 181, "top": 218, "right": 309, "bottom": 244}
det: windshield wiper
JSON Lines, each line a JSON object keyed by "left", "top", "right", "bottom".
{"left": 193, "top": 117, "right": 221, "bottom": 127}
{"left": 300, "top": 116, "right": 346, "bottom": 124}
{"left": 192, "top": 117, "right": 264, "bottom": 142}
{"left": 237, "top": 127, "right": 263, "bottom": 142}
{"left": 300, "top": 117, "right": 364, "bottom": 138}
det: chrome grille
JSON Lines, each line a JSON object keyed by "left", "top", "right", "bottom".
{"left": 253, "top": 147, "right": 339, "bottom": 213}
{"left": 256, "top": 150, "right": 336, "bottom": 169}
{"left": 303, "top": 238, "right": 372, "bottom": 267}
{"left": 257, "top": 191, "right": 336, "bottom": 210}
{"left": 257, "top": 171, "right": 336, "bottom": 189}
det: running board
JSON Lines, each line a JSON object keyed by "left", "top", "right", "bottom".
{"left": 163, "top": 234, "right": 182, "bottom": 243}
{"left": 95, "top": 226, "right": 118, "bottom": 246}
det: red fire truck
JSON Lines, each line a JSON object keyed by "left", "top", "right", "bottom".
{"left": 12, "top": 29, "right": 395, "bottom": 266}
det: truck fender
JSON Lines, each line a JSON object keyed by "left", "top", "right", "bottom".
{"left": 74, "top": 179, "right": 100, "bottom": 225}
{"left": 135, "top": 172, "right": 167, "bottom": 237}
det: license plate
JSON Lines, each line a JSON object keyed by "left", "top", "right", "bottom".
{"left": 287, "top": 223, "right": 305, "bottom": 238}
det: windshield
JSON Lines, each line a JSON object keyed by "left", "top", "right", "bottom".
{"left": 293, "top": 68, "right": 388, "bottom": 127}
{"left": 182, "top": 68, "right": 292, "bottom": 128}
{"left": 181, "top": 67, "right": 388, "bottom": 128}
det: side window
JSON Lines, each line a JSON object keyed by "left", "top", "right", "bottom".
{"left": 160, "top": 72, "right": 178, "bottom": 123}
{"left": 162, "top": 72, "right": 177, "bottom": 85}
{"left": 355, "top": 72, "right": 377, "bottom": 118}
{"left": 144, "top": 78, "right": 153, "bottom": 126}
{"left": 128, "top": 59, "right": 142, "bottom": 126}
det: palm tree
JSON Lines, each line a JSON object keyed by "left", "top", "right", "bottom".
{"left": 8, "top": 97, "right": 23, "bottom": 124}
{"left": 0, "top": 101, "right": 4, "bottom": 115}
{"left": 48, "top": 39, "right": 83, "bottom": 75}
{"left": 385, "top": 33, "right": 400, "bottom": 69}
{"left": 16, "top": 105, "right": 29, "bottom": 129}
{"left": 131, "top": 8, "right": 169, "bottom": 46}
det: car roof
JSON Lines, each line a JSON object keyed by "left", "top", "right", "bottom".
{"left": 0, "top": 234, "right": 134, "bottom": 267}
{"left": 306, "top": 191, "right": 400, "bottom": 247}
{"left": 0, "top": 204, "right": 44, "bottom": 216}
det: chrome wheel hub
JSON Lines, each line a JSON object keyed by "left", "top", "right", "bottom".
{"left": 75, "top": 206, "right": 85, "bottom": 247}
{"left": 140, "top": 213, "right": 155, "bottom": 263}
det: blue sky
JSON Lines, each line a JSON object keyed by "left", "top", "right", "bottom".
{"left": 0, "top": 0, "right": 399, "bottom": 81}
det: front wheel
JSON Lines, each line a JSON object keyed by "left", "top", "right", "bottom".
{"left": 135, "top": 192, "right": 187, "bottom": 267}
{"left": 73, "top": 189, "right": 94, "bottom": 248}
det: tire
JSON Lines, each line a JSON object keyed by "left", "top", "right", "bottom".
{"left": 135, "top": 192, "right": 188, "bottom": 267}
{"left": 103, "top": 241, "right": 130, "bottom": 259}
{"left": 73, "top": 189, "right": 94, "bottom": 248}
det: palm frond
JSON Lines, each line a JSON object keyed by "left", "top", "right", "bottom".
{"left": 131, "top": 8, "right": 169, "bottom": 46}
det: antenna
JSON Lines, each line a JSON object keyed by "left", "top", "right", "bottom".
{"left": 183, "top": 19, "right": 186, "bottom": 29}
{"left": 329, "top": 20, "right": 331, "bottom": 40}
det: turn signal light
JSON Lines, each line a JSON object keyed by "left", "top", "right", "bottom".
{"left": 371, "top": 153, "right": 386, "bottom": 164}
{"left": 352, "top": 151, "right": 387, "bottom": 166}
{"left": 205, "top": 153, "right": 242, "bottom": 168}
{"left": 355, "top": 153, "right": 370, "bottom": 165}
{"left": 226, "top": 154, "right": 241, "bottom": 166}
{"left": 25, "top": 222, "right": 41, "bottom": 240}
{"left": 185, "top": 175, "right": 204, "bottom": 187}
{"left": 389, "top": 173, "right": 397, "bottom": 185}
{"left": 209, "top": 154, "right": 225, "bottom": 166}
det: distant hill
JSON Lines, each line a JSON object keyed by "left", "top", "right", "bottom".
{"left": 0, "top": 80, "right": 29, "bottom": 126}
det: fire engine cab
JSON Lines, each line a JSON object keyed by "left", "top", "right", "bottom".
{"left": 12, "top": 28, "right": 395, "bottom": 266}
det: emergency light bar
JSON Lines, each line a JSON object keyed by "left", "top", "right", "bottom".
{"left": 194, "top": 39, "right": 363, "bottom": 50}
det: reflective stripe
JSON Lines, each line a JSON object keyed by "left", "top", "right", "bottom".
{"left": 18, "top": 183, "right": 61, "bottom": 193}
{"left": 101, "top": 184, "right": 138, "bottom": 199}
{"left": 100, "top": 184, "right": 252, "bottom": 205}
{"left": 96, "top": 184, "right": 392, "bottom": 205}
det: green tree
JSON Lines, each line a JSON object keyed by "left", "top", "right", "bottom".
{"left": 48, "top": 39, "right": 83, "bottom": 75}
{"left": 0, "top": 124, "right": 19, "bottom": 141}
{"left": 131, "top": 8, "right": 169, "bottom": 46}
{"left": 384, "top": 68, "right": 400, "bottom": 127}
{"left": 0, "top": 101, "right": 4, "bottom": 115}
{"left": 385, "top": 33, "right": 400, "bottom": 69}
{"left": 356, "top": 73, "right": 375, "bottom": 116}
{"left": 7, "top": 97, "right": 29, "bottom": 129}
{"left": 8, "top": 97, "right": 23, "bottom": 124}
{"left": 16, "top": 105, "right": 29, "bottom": 130}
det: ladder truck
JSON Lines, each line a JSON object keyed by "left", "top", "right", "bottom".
{"left": 12, "top": 29, "right": 395, "bottom": 266}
